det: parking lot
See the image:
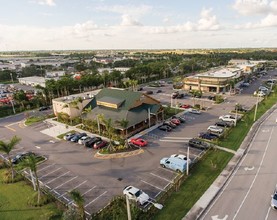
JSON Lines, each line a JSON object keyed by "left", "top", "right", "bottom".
{"left": 0, "top": 69, "right": 276, "bottom": 215}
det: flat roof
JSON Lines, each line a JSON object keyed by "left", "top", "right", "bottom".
{"left": 197, "top": 68, "right": 237, "bottom": 78}
{"left": 53, "top": 89, "right": 101, "bottom": 103}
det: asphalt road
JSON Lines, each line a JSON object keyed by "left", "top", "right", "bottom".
{"left": 0, "top": 70, "right": 276, "bottom": 215}
{"left": 201, "top": 109, "right": 277, "bottom": 220}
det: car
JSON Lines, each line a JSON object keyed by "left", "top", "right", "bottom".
{"left": 170, "top": 118, "right": 181, "bottom": 125}
{"left": 11, "top": 152, "right": 36, "bottom": 164}
{"left": 145, "top": 91, "right": 153, "bottom": 95}
{"left": 160, "top": 157, "right": 187, "bottom": 173}
{"left": 163, "top": 121, "right": 177, "bottom": 128}
{"left": 70, "top": 133, "right": 87, "bottom": 142}
{"left": 172, "top": 92, "right": 179, "bottom": 99}
{"left": 63, "top": 133, "right": 76, "bottom": 141}
{"left": 156, "top": 89, "right": 162, "bottom": 93}
{"left": 207, "top": 125, "right": 224, "bottom": 134}
{"left": 240, "top": 82, "right": 250, "bottom": 87}
{"left": 215, "top": 121, "right": 233, "bottom": 128}
{"left": 158, "top": 125, "right": 172, "bottom": 132}
{"left": 198, "top": 132, "right": 218, "bottom": 140}
{"left": 129, "top": 138, "right": 148, "bottom": 147}
{"left": 208, "top": 95, "right": 216, "bottom": 101}
{"left": 271, "top": 186, "right": 277, "bottom": 210}
{"left": 176, "top": 93, "right": 185, "bottom": 99}
{"left": 219, "top": 115, "right": 236, "bottom": 123}
{"left": 254, "top": 90, "right": 266, "bottom": 97}
{"left": 85, "top": 137, "right": 102, "bottom": 148}
{"left": 39, "top": 106, "right": 50, "bottom": 111}
{"left": 172, "top": 115, "right": 186, "bottom": 123}
{"left": 187, "top": 108, "right": 201, "bottom": 114}
{"left": 188, "top": 138, "right": 210, "bottom": 149}
{"left": 78, "top": 136, "right": 91, "bottom": 145}
{"left": 170, "top": 154, "right": 191, "bottom": 163}
{"left": 93, "top": 140, "right": 108, "bottom": 149}
{"left": 123, "top": 185, "right": 150, "bottom": 205}
{"left": 179, "top": 104, "right": 192, "bottom": 109}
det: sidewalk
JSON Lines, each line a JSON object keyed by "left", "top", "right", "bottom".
{"left": 183, "top": 104, "right": 277, "bottom": 220}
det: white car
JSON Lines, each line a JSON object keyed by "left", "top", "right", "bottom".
{"left": 254, "top": 90, "right": 266, "bottom": 97}
{"left": 123, "top": 185, "right": 150, "bottom": 205}
{"left": 187, "top": 108, "right": 201, "bottom": 114}
{"left": 170, "top": 154, "right": 191, "bottom": 163}
{"left": 271, "top": 186, "right": 277, "bottom": 210}
{"left": 219, "top": 115, "right": 236, "bottom": 123}
{"left": 78, "top": 136, "right": 90, "bottom": 145}
{"left": 207, "top": 125, "right": 224, "bottom": 134}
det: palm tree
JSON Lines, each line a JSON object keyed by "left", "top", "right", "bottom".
{"left": 62, "top": 97, "right": 83, "bottom": 125}
{"left": 0, "top": 136, "right": 21, "bottom": 182}
{"left": 98, "top": 115, "right": 115, "bottom": 151}
{"left": 119, "top": 119, "right": 129, "bottom": 148}
{"left": 69, "top": 189, "right": 85, "bottom": 220}
{"left": 22, "top": 154, "right": 41, "bottom": 204}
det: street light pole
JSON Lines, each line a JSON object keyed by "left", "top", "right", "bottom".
{"left": 186, "top": 147, "right": 190, "bottom": 176}
{"left": 126, "top": 195, "right": 132, "bottom": 220}
{"left": 10, "top": 100, "right": 16, "bottom": 114}
{"left": 235, "top": 103, "right": 238, "bottom": 126}
{"left": 253, "top": 95, "right": 259, "bottom": 122}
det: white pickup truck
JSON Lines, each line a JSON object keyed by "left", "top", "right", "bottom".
{"left": 219, "top": 115, "right": 236, "bottom": 123}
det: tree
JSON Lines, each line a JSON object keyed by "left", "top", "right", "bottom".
{"left": 118, "top": 119, "right": 129, "bottom": 149}
{"left": 0, "top": 136, "right": 21, "bottom": 182}
{"left": 22, "top": 154, "right": 41, "bottom": 204}
{"left": 13, "top": 90, "right": 28, "bottom": 109}
{"left": 69, "top": 189, "right": 85, "bottom": 220}
{"left": 98, "top": 114, "right": 115, "bottom": 151}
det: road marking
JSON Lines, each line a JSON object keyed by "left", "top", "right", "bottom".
{"left": 244, "top": 166, "right": 255, "bottom": 171}
{"left": 37, "top": 163, "right": 56, "bottom": 173}
{"left": 35, "top": 146, "right": 41, "bottom": 149}
{"left": 58, "top": 180, "right": 88, "bottom": 199}
{"left": 264, "top": 206, "right": 271, "bottom": 220}
{"left": 49, "top": 140, "right": 55, "bottom": 143}
{"left": 233, "top": 127, "right": 274, "bottom": 220}
{"left": 163, "top": 137, "right": 192, "bottom": 139}
{"left": 4, "top": 125, "right": 16, "bottom": 132}
{"left": 84, "top": 191, "right": 107, "bottom": 208}
{"left": 150, "top": 173, "right": 173, "bottom": 183}
{"left": 52, "top": 176, "right": 78, "bottom": 190}
{"left": 81, "top": 186, "right": 97, "bottom": 197}
{"left": 40, "top": 167, "right": 62, "bottom": 179}
{"left": 158, "top": 166, "right": 177, "bottom": 174}
{"left": 262, "top": 129, "right": 270, "bottom": 133}
{"left": 211, "top": 214, "right": 228, "bottom": 220}
{"left": 141, "top": 180, "right": 165, "bottom": 191}
{"left": 45, "top": 171, "right": 70, "bottom": 184}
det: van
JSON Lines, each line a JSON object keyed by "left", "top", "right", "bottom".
{"left": 160, "top": 157, "right": 187, "bottom": 173}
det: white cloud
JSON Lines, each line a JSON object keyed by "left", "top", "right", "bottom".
{"left": 232, "top": 0, "right": 277, "bottom": 15}
{"left": 32, "top": 0, "right": 56, "bottom": 6}
{"left": 120, "top": 14, "right": 142, "bottom": 26}
{"left": 235, "top": 13, "right": 277, "bottom": 28}
{"left": 143, "top": 8, "right": 220, "bottom": 34}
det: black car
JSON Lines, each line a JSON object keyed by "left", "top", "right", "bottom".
{"left": 39, "top": 106, "right": 50, "bottom": 111}
{"left": 176, "top": 93, "right": 185, "bottom": 99}
{"left": 157, "top": 90, "right": 162, "bottom": 93}
{"left": 12, "top": 152, "right": 36, "bottom": 164}
{"left": 172, "top": 115, "right": 186, "bottom": 123}
{"left": 70, "top": 133, "right": 87, "bottom": 142}
{"left": 188, "top": 138, "right": 210, "bottom": 149}
{"left": 159, "top": 125, "right": 172, "bottom": 132}
{"left": 215, "top": 121, "right": 233, "bottom": 128}
{"left": 208, "top": 96, "right": 216, "bottom": 101}
{"left": 198, "top": 132, "right": 218, "bottom": 140}
{"left": 145, "top": 91, "right": 153, "bottom": 95}
{"left": 85, "top": 137, "right": 102, "bottom": 148}
{"left": 163, "top": 121, "right": 177, "bottom": 128}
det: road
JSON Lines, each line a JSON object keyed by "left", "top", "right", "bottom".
{"left": 201, "top": 108, "right": 277, "bottom": 220}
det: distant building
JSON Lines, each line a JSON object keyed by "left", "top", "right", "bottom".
{"left": 183, "top": 67, "right": 243, "bottom": 93}
{"left": 18, "top": 76, "right": 47, "bottom": 87}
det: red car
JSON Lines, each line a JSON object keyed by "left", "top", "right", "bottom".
{"left": 129, "top": 138, "right": 148, "bottom": 147}
{"left": 93, "top": 140, "right": 107, "bottom": 149}
{"left": 179, "top": 104, "right": 192, "bottom": 109}
{"left": 171, "top": 118, "right": 181, "bottom": 125}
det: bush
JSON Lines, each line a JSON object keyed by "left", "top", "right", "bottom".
{"left": 215, "top": 95, "right": 224, "bottom": 104}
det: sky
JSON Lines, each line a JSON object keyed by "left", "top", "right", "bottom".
{"left": 0, "top": 0, "right": 277, "bottom": 51}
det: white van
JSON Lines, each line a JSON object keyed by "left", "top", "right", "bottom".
{"left": 160, "top": 157, "right": 187, "bottom": 173}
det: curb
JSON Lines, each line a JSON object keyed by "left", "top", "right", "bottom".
{"left": 94, "top": 148, "right": 144, "bottom": 159}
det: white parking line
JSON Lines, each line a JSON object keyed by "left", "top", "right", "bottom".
{"left": 81, "top": 186, "right": 97, "bottom": 196}
{"left": 37, "top": 163, "right": 56, "bottom": 173}
{"left": 141, "top": 180, "right": 165, "bottom": 191}
{"left": 158, "top": 166, "right": 177, "bottom": 174}
{"left": 62, "top": 196, "right": 69, "bottom": 202}
{"left": 84, "top": 191, "right": 107, "bottom": 208}
{"left": 40, "top": 167, "right": 62, "bottom": 179}
{"left": 57, "top": 180, "right": 87, "bottom": 198}
{"left": 159, "top": 139, "right": 189, "bottom": 143}
{"left": 150, "top": 173, "right": 173, "bottom": 183}
{"left": 178, "top": 150, "right": 199, "bottom": 157}
{"left": 163, "top": 137, "right": 192, "bottom": 139}
{"left": 45, "top": 171, "right": 70, "bottom": 184}
{"left": 52, "top": 189, "right": 60, "bottom": 196}
{"left": 51, "top": 176, "right": 78, "bottom": 190}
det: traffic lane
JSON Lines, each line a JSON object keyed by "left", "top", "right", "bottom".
{"left": 202, "top": 112, "right": 277, "bottom": 220}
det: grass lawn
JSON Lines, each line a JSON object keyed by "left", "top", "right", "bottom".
{"left": 25, "top": 116, "right": 45, "bottom": 126}
{"left": 153, "top": 149, "right": 233, "bottom": 220}
{"left": 0, "top": 169, "right": 63, "bottom": 220}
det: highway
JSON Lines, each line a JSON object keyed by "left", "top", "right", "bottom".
{"left": 202, "top": 108, "right": 277, "bottom": 220}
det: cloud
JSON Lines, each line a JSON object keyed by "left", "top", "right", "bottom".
{"left": 143, "top": 8, "right": 220, "bottom": 34}
{"left": 32, "top": 0, "right": 56, "bottom": 6}
{"left": 120, "top": 14, "right": 142, "bottom": 26}
{"left": 235, "top": 13, "right": 277, "bottom": 28}
{"left": 232, "top": 0, "right": 277, "bottom": 15}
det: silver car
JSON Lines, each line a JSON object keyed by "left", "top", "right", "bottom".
{"left": 207, "top": 125, "right": 224, "bottom": 134}
{"left": 271, "top": 187, "right": 277, "bottom": 209}
{"left": 123, "top": 185, "right": 150, "bottom": 205}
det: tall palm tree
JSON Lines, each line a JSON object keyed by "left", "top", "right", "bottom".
{"left": 98, "top": 115, "right": 115, "bottom": 151}
{"left": 0, "top": 136, "right": 21, "bottom": 182}
{"left": 22, "top": 154, "right": 41, "bottom": 204}
{"left": 119, "top": 119, "right": 129, "bottom": 148}
{"left": 69, "top": 189, "right": 85, "bottom": 220}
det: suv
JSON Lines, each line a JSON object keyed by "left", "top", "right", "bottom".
{"left": 188, "top": 138, "right": 209, "bottom": 149}
{"left": 123, "top": 186, "right": 150, "bottom": 205}
{"left": 12, "top": 152, "right": 36, "bottom": 164}
{"left": 219, "top": 115, "right": 236, "bottom": 123}
{"left": 85, "top": 137, "right": 102, "bottom": 148}
{"left": 207, "top": 125, "right": 224, "bottom": 134}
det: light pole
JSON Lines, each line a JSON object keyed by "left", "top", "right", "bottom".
{"left": 186, "top": 147, "right": 190, "bottom": 176}
{"left": 10, "top": 100, "right": 16, "bottom": 114}
{"left": 126, "top": 195, "right": 132, "bottom": 220}
{"left": 235, "top": 103, "right": 238, "bottom": 126}
{"left": 253, "top": 95, "right": 259, "bottom": 122}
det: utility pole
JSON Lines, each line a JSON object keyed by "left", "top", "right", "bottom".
{"left": 235, "top": 103, "right": 238, "bottom": 126}
{"left": 126, "top": 195, "right": 132, "bottom": 220}
{"left": 148, "top": 108, "right": 151, "bottom": 128}
{"left": 186, "top": 147, "right": 190, "bottom": 176}
{"left": 253, "top": 95, "right": 259, "bottom": 122}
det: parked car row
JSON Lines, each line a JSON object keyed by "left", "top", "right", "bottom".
{"left": 158, "top": 115, "right": 186, "bottom": 132}
{"left": 63, "top": 132, "right": 108, "bottom": 149}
